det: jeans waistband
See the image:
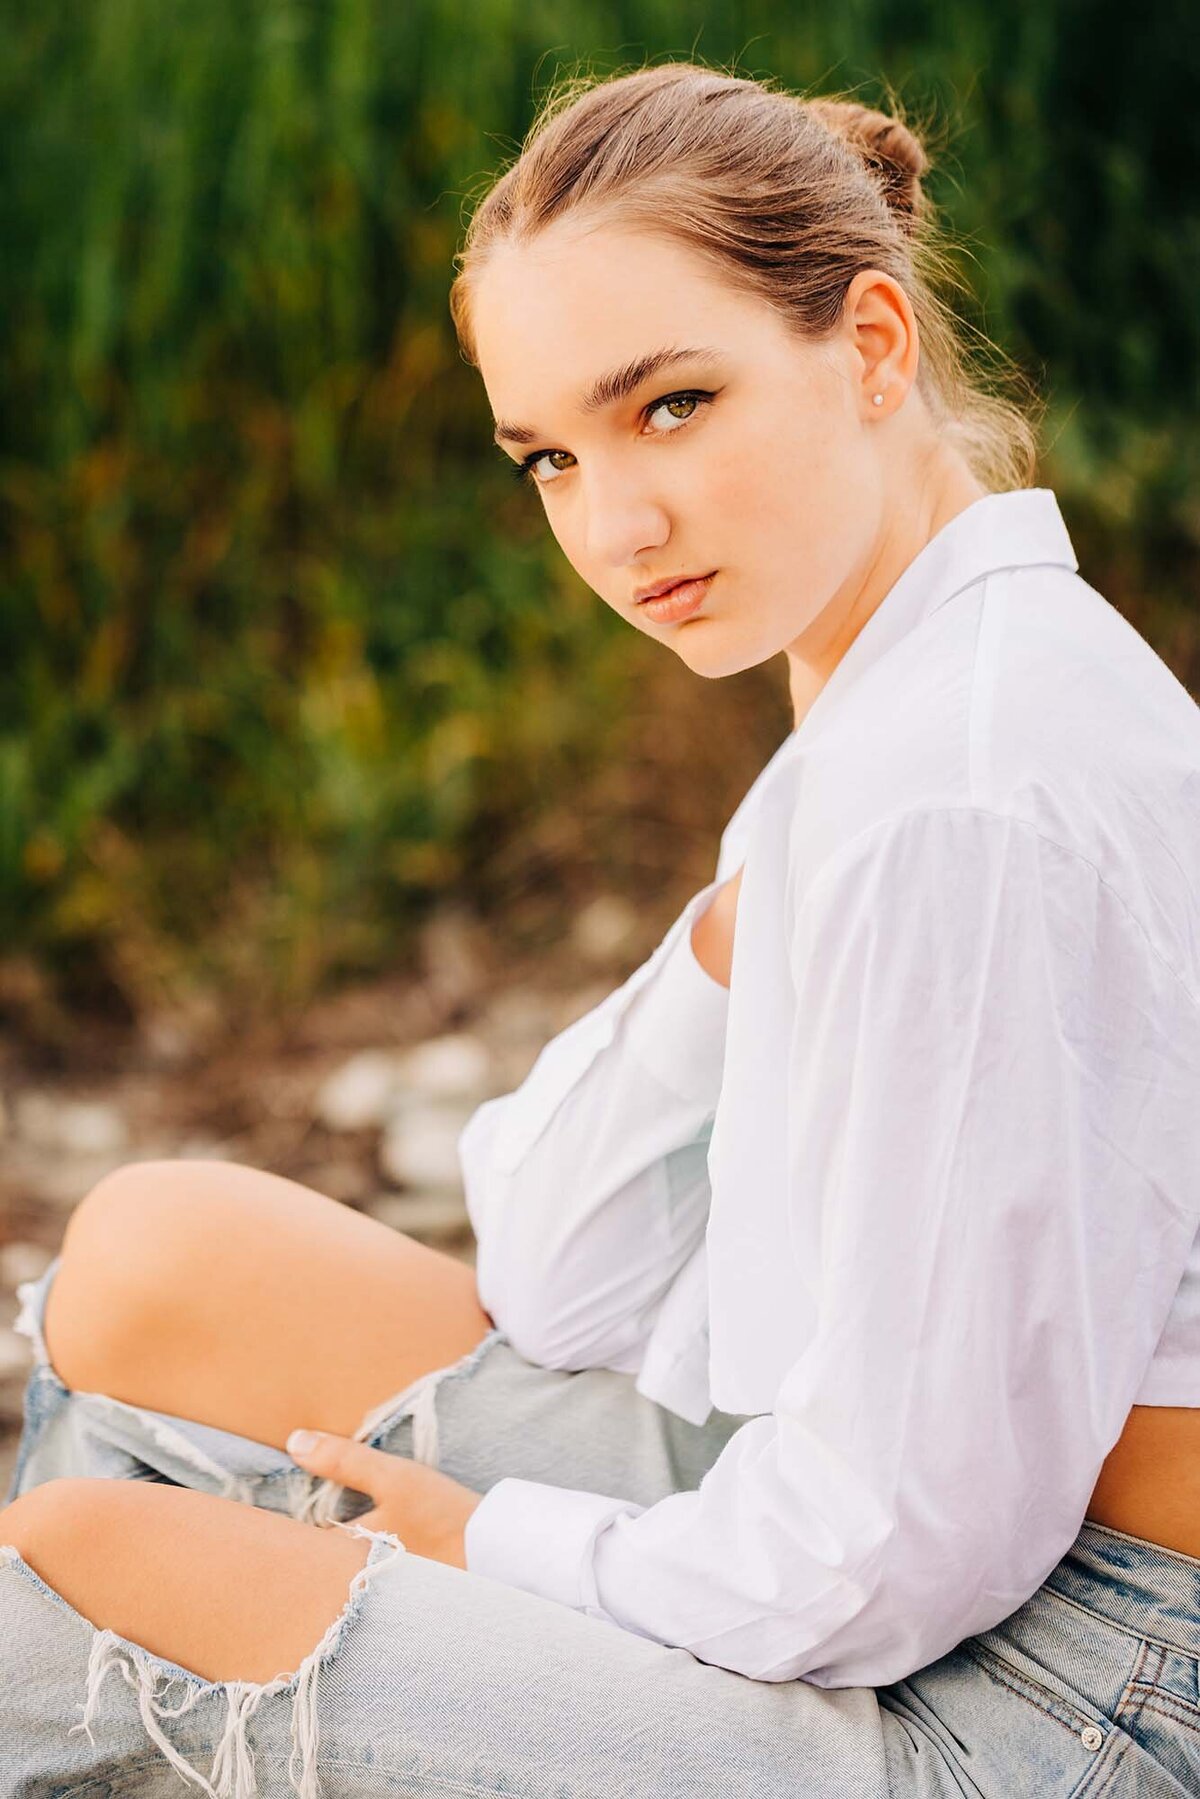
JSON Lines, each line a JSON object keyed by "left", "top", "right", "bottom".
{"left": 1047, "top": 1520, "right": 1200, "bottom": 1658}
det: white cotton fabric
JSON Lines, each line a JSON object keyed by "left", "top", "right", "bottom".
{"left": 458, "top": 487, "right": 1200, "bottom": 1688}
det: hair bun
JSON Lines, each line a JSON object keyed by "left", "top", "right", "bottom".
{"left": 805, "top": 99, "right": 928, "bottom": 229}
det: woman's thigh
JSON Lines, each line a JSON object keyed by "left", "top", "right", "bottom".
{"left": 0, "top": 1478, "right": 911, "bottom": 1799}
{"left": 4, "top": 1480, "right": 1177, "bottom": 1799}
{"left": 41, "top": 1158, "right": 492, "bottom": 1448}
{"left": 0, "top": 1477, "right": 373, "bottom": 1683}
{"left": 8, "top": 1250, "right": 750, "bottom": 1529}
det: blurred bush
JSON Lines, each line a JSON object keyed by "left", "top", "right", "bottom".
{"left": 2, "top": 0, "right": 1196, "bottom": 1039}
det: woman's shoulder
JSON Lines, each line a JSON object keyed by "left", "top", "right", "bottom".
{"left": 735, "top": 560, "right": 1200, "bottom": 989}
{"left": 989, "top": 559, "right": 1197, "bottom": 729}
{"left": 975, "top": 560, "right": 1200, "bottom": 848}
{"left": 786, "top": 555, "right": 1200, "bottom": 856}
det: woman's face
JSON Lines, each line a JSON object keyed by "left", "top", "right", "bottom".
{"left": 470, "top": 216, "right": 901, "bottom": 681}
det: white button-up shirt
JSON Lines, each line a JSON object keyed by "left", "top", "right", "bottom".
{"left": 458, "top": 487, "right": 1200, "bottom": 1687}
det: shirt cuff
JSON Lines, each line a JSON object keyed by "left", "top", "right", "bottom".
{"left": 621, "top": 884, "right": 731, "bottom": 1104}
{"left": 464, "top": 1476, "right": 643, "bottom": 1612}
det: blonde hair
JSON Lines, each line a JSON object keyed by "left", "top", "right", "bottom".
{"left": 450, "top": 61, "right": 1041, "bottom": 491}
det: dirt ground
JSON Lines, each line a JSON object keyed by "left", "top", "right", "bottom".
{"left": 0, "top": 908, "right": 632, "bottom": 1500}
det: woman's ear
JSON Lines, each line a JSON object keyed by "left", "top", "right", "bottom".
{"left": 841, "top": 268, "right": 920, "bottom": 418}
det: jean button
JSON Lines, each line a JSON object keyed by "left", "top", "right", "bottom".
{"left": 1080, "top": 1725, "right": 1104, "bottom": 1752}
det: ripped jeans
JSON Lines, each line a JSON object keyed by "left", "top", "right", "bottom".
{"left": 7, "top": 1254, "right": 1200, "bottom": 1798}
{"left": 3, "top": 1253, "right": 487, "bottom": 1798}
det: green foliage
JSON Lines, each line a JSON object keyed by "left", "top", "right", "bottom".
{"left": 2, "top": 0, "right": 1196, "bottom": 1023}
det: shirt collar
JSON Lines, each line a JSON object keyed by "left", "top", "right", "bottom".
{"left": 786, "top": 486, "right": 1079, "bottom": 746}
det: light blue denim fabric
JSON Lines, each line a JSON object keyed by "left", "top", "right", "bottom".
{"left": 4, "top": 1253, "right": 1200, "bottom": 1797}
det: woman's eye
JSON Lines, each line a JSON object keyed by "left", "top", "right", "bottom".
{"left": 646, "top": 393, "right": 701, "bottom": 431}
{"left": 517, "top": 448, "right": 575, "bottom": 487}
{"left": 511, "top": 389, "right": 713, "bottom": 489}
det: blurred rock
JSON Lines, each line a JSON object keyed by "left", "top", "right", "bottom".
{"left": 257, "top": 1070, "right": 318, "bottom": 1120}
{"left": 0, "top": 1242, "right": 53, "bottom": 1290}
{"left": 317, "top": 1034, "right": 492, "bottom": 1136}
{"left": 177, "top": 1137, "right": 238, "bottom": 1161}
{"left": 300, "top": 1160, "right": 371, "bottom": 1205}
{"left": 366, "top": 1192, "right": 472, "bottom": 1244}
{"left": 482, "top": 989, "right": 562, "bottom": 1051}
{"left": 393, "top": 1034, "right": 490, "bottom": 1102}
{"left": 380, "top": 1105, "right": 471, "bottom": 1191}
{"left": 17, "top": 1149, "right": 129, "bottom": 1212}
{"left": 16, "top": 1141, "right": 181, "bottom": 1213}
{"left": 0, "top": 1328, "right": 32, "bottom": 1380}
{"left": 552, "top": 982, "right": 616, "bottom": 1031}
{"left": 138, "top": 1014, "right": 197, "bottom": 1072}
{"left": 14, "top": 1093, "right": 129, "bottom": 1157}
{"left": 487, "top": 1045, "right": 538, "bottom": 1091}
{"left": 570, "top": 894, "right": 639, "bottom": 962}
{"left": 314, "top": 1050, "right": 407, "bottom": 1132}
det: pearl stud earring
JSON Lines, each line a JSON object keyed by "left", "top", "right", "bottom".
{"left": 872, "top": 393, "right": 884, "bottom": 406}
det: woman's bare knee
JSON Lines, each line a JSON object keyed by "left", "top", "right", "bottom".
{"left": 42, "top": 1155, "right": 491, "bottom": 1447}
{"left": 47, "top": 1157, "right": 371, "bottom": 1386}
{"left": 44, "top": 1159, "right": 238, "bottom": 1396}
{"left": 0, "top": 1476, "right": 374, "bottom": 1684}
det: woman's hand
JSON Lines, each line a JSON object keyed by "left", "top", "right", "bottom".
{"left": 689, "top": 866, "right": 744, "bottom": 989}
{"left": 286, "top": 1429, "right": 483, "bottom": 1569}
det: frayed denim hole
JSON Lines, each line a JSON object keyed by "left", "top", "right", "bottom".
{"left": 3, "top": 1526, "right": 405, "bottom": 1799}
{"left": 447, "top": 1323, "right": 509, "bottom": 1385}
{"left": 13, "top": 1262, "right": 62, "bottom": 1373}
{"left": 291, "top": 1332, "right": 508, "bottom": 1531}
{"left": 2, "top": 1543, "right": 226, "bottom": 1696}
{"left": 363, "top": 1323, "right": 511, "bottom": 1463}
{"left": 2, "top": 1540, "right": 103, "bottom": 1626}
{"left": 367, "top": 1324, "right": 509, "bottom": 1442}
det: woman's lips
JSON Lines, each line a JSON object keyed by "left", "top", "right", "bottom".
{"left": 637, "top": 572, "right": 716, "bottom": 623}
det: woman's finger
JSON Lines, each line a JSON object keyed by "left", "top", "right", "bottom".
{"left": 286, "top": 1429, "right": 394, "bottom": 1499}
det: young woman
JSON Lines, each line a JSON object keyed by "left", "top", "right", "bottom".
{"left": 3, "top": 59, "right": 1200, "bottom": 1799}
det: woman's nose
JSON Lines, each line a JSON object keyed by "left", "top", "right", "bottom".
{"left": 580, "top": 472, "right": 671, "bottom": 571}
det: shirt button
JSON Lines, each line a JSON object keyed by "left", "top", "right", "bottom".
{"left": 1080, "top": 1725, "right": 1104, "bottom": 1752}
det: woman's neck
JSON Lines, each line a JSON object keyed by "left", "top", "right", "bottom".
{"left": 785, "top": 451, "right": 988, "bottom": 733}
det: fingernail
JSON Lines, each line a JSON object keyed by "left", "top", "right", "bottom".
{"left": 287, "top": 1429, "right": 319, "bottom": 1457}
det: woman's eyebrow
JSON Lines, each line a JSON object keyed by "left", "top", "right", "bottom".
{"left": 492, "top": 345, "right": 730, "bottom": 446}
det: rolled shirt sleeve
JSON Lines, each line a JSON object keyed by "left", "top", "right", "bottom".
{"left": 465, "top": 806, "right": 1200, "bottom": 1686}
{"left": 458, "top": 876, "right": 731, "bottom": 1386}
